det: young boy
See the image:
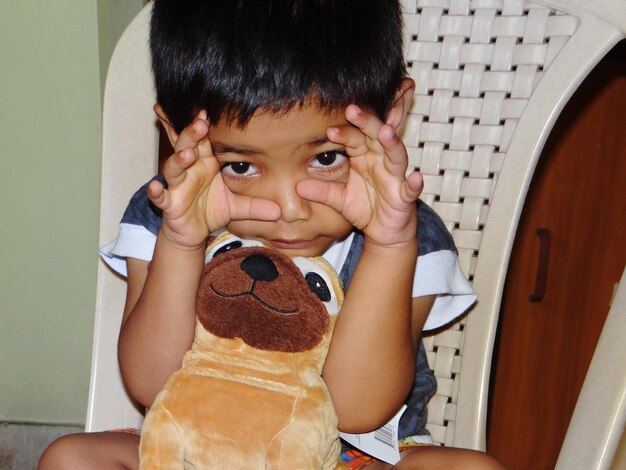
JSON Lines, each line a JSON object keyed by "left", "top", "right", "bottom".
{"left": 40, "top": 1, "right": 504, "bottom": 468}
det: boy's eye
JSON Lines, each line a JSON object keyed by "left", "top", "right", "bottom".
{"left": 310, "top": 151, "right": 347, "bottom": 169}
{"left": 221, "top": 162, "right": 257, "bottom": 177}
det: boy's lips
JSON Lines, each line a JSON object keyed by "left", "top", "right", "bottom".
{"left": 269, "top": 239, "right": 315, "bottom": 250}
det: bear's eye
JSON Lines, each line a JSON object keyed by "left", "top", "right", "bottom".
{"left": 214, "top": 241, "right": 243, "bottom": 257}
{"left": 305, "top": 272, "right": 331, "bottom": 302}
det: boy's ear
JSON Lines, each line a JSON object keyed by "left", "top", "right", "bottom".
{"left": 154, "top": 104, "right": 179, "bottom": 148}
{"left": 385, "top": 78, "right": 415, "bottom": 131}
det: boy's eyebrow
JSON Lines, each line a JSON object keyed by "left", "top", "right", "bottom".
{"left": 211, "top": 143, "right": 259, "bottom": 155}
{"left": 303, "top": 135, "right": 331, "bottom": 147}
{"left": 211, "top": 135, "right": 332, "bottom": 155}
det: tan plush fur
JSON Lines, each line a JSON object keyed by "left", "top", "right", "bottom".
{"left": 139, "top": 234, "right": 347, "bottom": 469}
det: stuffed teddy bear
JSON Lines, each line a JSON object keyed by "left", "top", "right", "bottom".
{"left": 139, "top": 232, "right": 347, "bottom": 469}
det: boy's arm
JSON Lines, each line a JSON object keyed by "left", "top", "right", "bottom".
{"left": 324, "top": 240, "right": 433, "bottom": 433}
{"left": 301, "top": 90, "right": 429, "bottom": 432}
{"left": 118, "top": 112, "right": 279, "bottom": 407}
{"left": 118, "top": 240, "right": 205, "bottom": 407}
{"left": 117, "top": 114, "right": 214, "bottom": 406}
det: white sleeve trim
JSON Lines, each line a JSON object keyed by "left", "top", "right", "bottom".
{"left": 415, "top": 250, "right": 477, "bottom": 331}
{"left": 322, "top": 232, "right": 354, "bottom": 271}
{"left": 98, "top": 225, "right": 475, "bottom": 330}
{"left": 99, "top": 223, "right": 157, "bottom": 277}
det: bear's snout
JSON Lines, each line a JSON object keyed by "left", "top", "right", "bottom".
{"left": 240, "top": 254, "right": 279, "bottom": 282}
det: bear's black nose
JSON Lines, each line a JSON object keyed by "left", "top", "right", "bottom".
{"left": 240, "top": 254, "right": 279, "bottom": 282}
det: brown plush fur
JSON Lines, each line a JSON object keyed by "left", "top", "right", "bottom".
{"left": 139, "top": 234, "right": 347, "bottom": 469}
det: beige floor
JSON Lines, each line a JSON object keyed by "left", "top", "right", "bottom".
{"left": 0, "top": 423, "right": 82, "bottom": 470}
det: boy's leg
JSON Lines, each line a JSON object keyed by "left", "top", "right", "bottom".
{"left": 343, "top": 446, "right": 506, "bottom": 470}
{"left": 38, "top": 431, "right": 139, "bottom": 470}
{"left": 392, "top": 446, "right": 506, "bottom": 470}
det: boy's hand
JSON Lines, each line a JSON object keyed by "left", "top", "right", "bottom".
{"left": 148, "top": 111, "right": 280, "bottom": 249}
{"left": 298, "top": 105, "right": 423, "bottom": 247}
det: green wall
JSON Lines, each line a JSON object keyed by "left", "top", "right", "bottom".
{"left": 97, "top": 0, "right": 147, "bottom": 95}
{"left": 0, "top": 0, "right": 144, "bottom": 426}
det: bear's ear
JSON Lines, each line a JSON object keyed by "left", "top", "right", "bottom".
{"left": 205, "top": 232, "right": 264, "bottom": 264}
{"left": 291, "top": 257, "right": 343, "bottom": 316}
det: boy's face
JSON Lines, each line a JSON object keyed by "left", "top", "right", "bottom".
{"left": 209, "top": 104, "right": 354, "bottom": 257}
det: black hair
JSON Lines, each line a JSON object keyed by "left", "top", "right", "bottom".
{"left": 150, "top": 0, "right": 406, "bottom": 133}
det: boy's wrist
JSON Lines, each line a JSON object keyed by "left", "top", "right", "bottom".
{"left": 157, "top": 228, "right": 209, "bottom": 253}
{"left": 362, "top": 212, "right": 418, "bottom": 254}
{"left": 361, "top": 235, "right": 417, "bottom": 258}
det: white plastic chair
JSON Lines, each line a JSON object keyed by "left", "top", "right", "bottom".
{"left": 400, "top": 0, "right": 626, "bottom": 453}
{"left": 86, "top": 2, "right": 157, "bottom": 433}
{"left": 555, "top": 267, "right": 626, "bottom": 470}
{"left": 86, "top": 1, "right": 626, "bottom": 467}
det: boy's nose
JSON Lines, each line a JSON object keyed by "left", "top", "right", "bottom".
{"left": 273, "top": 184, "right": 312, "bottom": 223}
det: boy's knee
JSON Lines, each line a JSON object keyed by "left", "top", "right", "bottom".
{"left": 39, "top": 431, "right": 139, "bottom": 470}
{"left": 38, "top": 433, "right": 84, "bottom": 470}
{"left": 448, "top": 450, "right": 507, "bottom": 470}
{"left": 394, "top": 446, "right": 507, "bottom": 470}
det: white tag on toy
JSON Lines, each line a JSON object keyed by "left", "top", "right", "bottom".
{"left": 339, "top": 405, "right": 407, "bottom": 464}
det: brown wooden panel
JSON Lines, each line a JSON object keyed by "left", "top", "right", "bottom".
{"left": 487, "top": 42, "right": 626, "bottom": 470}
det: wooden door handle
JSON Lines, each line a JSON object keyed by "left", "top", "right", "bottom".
{"left": 529, "top": 228, "right": 551, "bottom": 302}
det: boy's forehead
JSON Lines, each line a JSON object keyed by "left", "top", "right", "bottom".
{"left": 226, "top": 102, "right": 348, "bottom": 127}
{"left": 209, "top": 104, "right": 350, "bottom": 145}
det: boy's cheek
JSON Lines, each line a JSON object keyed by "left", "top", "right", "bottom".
{"left": 217, "top": 174, "right": 254, "bottom": 196}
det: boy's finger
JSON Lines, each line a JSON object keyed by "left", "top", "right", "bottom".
{"left": 377, "top": 124, "right": 409, "bottom": 177}
{"left": 402, "top": 170, "right": 424, "bottom": 203}
{"left": 329, "top": 122, "right": 407, "bottom": 179}
{"left": 173, "top": 115, "right": 210, "bottom": 153}
{"left": 344, "top": 104, "right": 385, "bottom": 143}
{"left": 296, "top": 179, "right": 347, "bottom": 214}
{"left": 327, "top": 125, "right": 370, "bottom": 157}
{"left": 228, "top": 194, "right": 281, "bottom": 222}
{"left": 329, "top": 105, "right": 388, "bottom": 157}
{"left": 161, "top": 147, "right": 197, "bottom": 187}
{"left": 196, "top": 138, "right": 214, "bottom": 159}
{"left": 146, "top": 178, "right": 169, "bottom": 210}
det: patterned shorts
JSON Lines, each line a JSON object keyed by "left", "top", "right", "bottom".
{"left": 341, "top": 436, "right": 433, "bottom": 469}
